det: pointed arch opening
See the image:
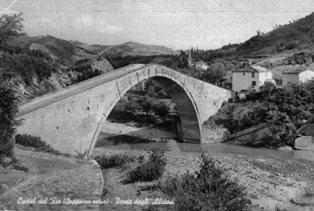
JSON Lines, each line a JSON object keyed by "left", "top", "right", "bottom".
{"left": 89, "top": 74, "right": 201, "bottom": 156}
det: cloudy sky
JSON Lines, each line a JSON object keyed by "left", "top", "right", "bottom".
{"left": 1, "top": 0, "right": 314, "bottom": 49}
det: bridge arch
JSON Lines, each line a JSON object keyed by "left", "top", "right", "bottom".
{"left": 87, "top": 73, "right": 202, "bottom": 156}
{"left": 16, "top": 64, "right": 231, "bottom": 157}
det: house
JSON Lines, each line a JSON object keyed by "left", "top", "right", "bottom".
{"left": 187, "top": 49, "right": 208, "bottom": 70}
{"left": 195, "top": 61, "right": 209, "bottom": 71}
{"left": 282, "top": 67, "right": 314, "bottom": 86}
{"left": 232, "top": 65, "right": 272, "bottom": 97}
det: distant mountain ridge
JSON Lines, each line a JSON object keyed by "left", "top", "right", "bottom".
{"left": 10, "top": 35, "right": 177, "bottom": 63}
{"left": 97, "top": 41, "right": 177, "bottom": 57}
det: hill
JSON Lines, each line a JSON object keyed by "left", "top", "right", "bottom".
{"left": 98, "top": 41, "right": 178, "bottom": 58}
{"left": 10, "top": 35, "right": 97, "bottom": 64}
{"left": 237, "top": 12, "right": 314, "bottom": 56}
{"left": 2, "top": 35, "right": 115, "bottom": 102}
{"left": 11, "top": 36, "right": 177, "bottom": 62}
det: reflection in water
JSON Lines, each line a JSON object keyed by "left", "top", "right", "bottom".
{"left": 96, "top": 133, "right": 314, "bottom": 162}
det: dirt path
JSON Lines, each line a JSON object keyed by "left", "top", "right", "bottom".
{"left": 0, "top": 149, "right": 103, "bottom": 211}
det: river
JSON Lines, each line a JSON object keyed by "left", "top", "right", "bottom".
{"left": 95, "top": 121, "right": 314, "bottom": 162}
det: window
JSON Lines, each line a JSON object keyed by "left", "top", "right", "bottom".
{"left": 252, "top": 81, "right": 256, "bottom": 86}
{"left": 252, "top": 72, "right": 255, "bottom": 78}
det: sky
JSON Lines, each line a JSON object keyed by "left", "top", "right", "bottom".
{"left": 1, "top": 0, "right": 314, "bottom": 50}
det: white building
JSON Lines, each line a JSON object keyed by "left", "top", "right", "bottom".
{"left": 195, "top": 61, "right": 209, "bottom": 71}
{"left": 282, "top": 68, "right": 314, "bottom": 86}
{"left": 232, "top": 65, "right": 272, "bottom": 97}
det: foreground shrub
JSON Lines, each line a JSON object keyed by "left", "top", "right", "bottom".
{"left": 15, "top": 134, "right": 60, "bottom": 155}
{"left": 128, "top": 150, "right": 166, "bottom": 183}
{"left": 161, "top": 154, "right": 251, "bottom": 211}
{"left": 94, "top": 153, "right": 137, "bottom": 169}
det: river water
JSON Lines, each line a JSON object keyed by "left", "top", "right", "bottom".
{"left": 96, "top": 133, "right": 314, "bottom": 162}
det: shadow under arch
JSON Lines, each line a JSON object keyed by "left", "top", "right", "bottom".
{"left": 87, "top": 73, "right": 202, "bottom": 156}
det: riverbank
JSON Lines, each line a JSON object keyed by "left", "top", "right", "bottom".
{"left": 93, "top": 146, "right": 314, "bottom": 211}
{"left": 0, "top": 148, "right": 103, "bottom": 210}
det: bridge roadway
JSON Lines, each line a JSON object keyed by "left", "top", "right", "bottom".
{"left": 17, "top": 64, "right": 147, "bottom": 117}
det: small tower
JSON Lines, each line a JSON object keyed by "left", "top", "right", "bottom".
{"left": 188, "top": 48, "right": 193, "bottom": 68}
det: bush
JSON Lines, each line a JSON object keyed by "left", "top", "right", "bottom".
{"left": 94, "top": 153, "right": 137, "bottom": 169}
{"left": 15, "top": 134, "right": 61, "bottom": 155}
{"left": 161, "top": 154, "right": 251, "bottom": 211}
{"left": 127, "top": 150, "right": 166, "bottom": 183}
{"left": 285, "top": 41, "right": 298, "bottom": 50}
{"left": 284, "top": 52, "right": 313, "bottom": 65}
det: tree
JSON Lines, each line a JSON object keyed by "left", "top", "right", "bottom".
{"left": 178, "top": 50, "right": 189, "bottom": 68}
{"left": 0, "top": 13, "right": 24, "bottom": 46}
{"left": 203, "top": 63, "right": 227, "bottom": 86}
{"left": 0, "top": 81, "right": 20, "bottom": 163}
{"left": 0, "top": 13, "right": 24, "bottom": 165}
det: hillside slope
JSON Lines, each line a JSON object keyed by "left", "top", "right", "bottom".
{"left": 11, "top": 35, "right": 97, "bottom": 64}
{"left": 237, "top": 12, "right": 314, "bottom": 55}
{"left": 3, "top": 35, "right": 114, "bottom": 102}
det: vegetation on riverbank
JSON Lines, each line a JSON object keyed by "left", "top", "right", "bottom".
{"left": 210, "top": 80, "right": 314, "bottom": 148}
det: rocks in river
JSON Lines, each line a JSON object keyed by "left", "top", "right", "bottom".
{"left": 223, "top": 123, "right": 277, "bottom": 147}
{"left": 278, "top": 146, "right": 294, "bottom": 151}
{"left": 295, "top": 136, "right": 314, "bottom": 151}
{"left": 290, "top": 197, "right": 314, "bottom": 207}
{"left": 295, "top": 122, "right": 314, "bottom": 151}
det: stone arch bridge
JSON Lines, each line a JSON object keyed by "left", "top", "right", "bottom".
{"left": 16, "top": 64, "right": 231, "bottom": 157}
